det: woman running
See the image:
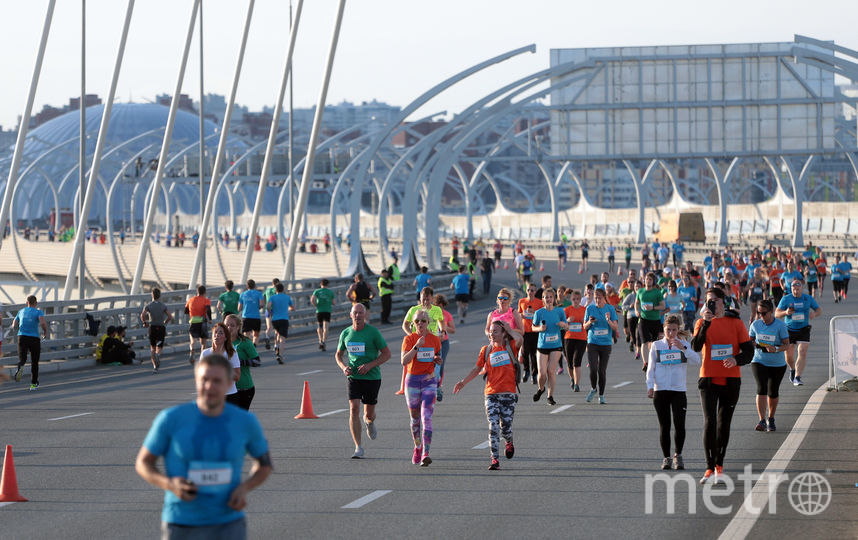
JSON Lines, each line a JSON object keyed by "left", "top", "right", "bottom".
{"left": 454, "top": 320, "right": 521, "bottom": 470}
{"left": 646, "top": 313, "right": 700, "bottom": 470}
{"left": 636, "top": 272, "right": 666, "bottom": 372}
{"left": 433, "top": 294, "right": 456, "bottom": 402}
{"left": 584, "top": 288, "right": 618, "bottom": 404}
{"left": 745, "top": 267, "right": 769, "bottom": 326}
{"left": 199, "top": 321, "right": 241, "bottom": 407}
{"left": 224, "top": 314, "right": 259, "bottom": 410}
{"left": 749, "top": 300, "right": 790, "bottom": 432}
{"left": 517, "top": 284, "right": 543, "bottom": 384}
{"left": 485, "top": 287, "right": 524, "bottom": 343}
{"left": 531, "top": 287, "right": 568, "bottom": 405}
{"left": 401, "top": 309, "right": 442, "bottom": 466}
{"left": 563, "top": 289, "right": 587, "bottom": 392}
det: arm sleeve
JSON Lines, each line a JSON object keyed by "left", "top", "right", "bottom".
{"left": 691, "top": 319, "right": 709, "bottom": 352}
{"left": 736, "top": 340, "right": 755, "bottom": 366}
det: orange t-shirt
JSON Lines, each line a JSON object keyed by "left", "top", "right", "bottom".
{"left": 401, "top": 333, "right": 441, "bottom": 375}
{"left": 518, "top": 297, "right": 543, "bottom": 333}
{"left": 477, "top": 343, "right": 519, "bottom": 394}
{"left": 816, "top": 261, "right": 827, "bottom": 276}
{"left": 769, "top": 269, "right": 783, "bottom": 288}
{"left": 563, "top": 305, "right": 587, "bottom": 340}
{"left": 694, "top": 317, "right": 750, "bottom": 381}
{"left": 185, "top": 296, "right": 211, "bottom": 320}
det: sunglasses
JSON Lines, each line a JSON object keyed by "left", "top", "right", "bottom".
{"left": 414, "top": 319, "right": 429, "bottom": 323}
{"left": 757, "top": 311, "right": 769, "bottom": 315}
{"left": 497, "top": 296, "right": 509, "bottom": 301}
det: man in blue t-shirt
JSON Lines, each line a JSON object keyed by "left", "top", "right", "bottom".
{"left": 266, "top": 283, "right": 295, "bottom": 365}
{"left": 136, "top": 354, "right": 272, "bottom": 537}
{"left": 830, "top": 254, "right": 845, "bottom": 303}
{"left": 413, "top": 267, "right": 432, "bottom": 301}
{"left": 12, "top": 295, "right": 48, "bottom": 390}
{"left": 774, "top": 279, "right": 821, "bottom": 386}
{"left": 837, "top": 255, "right": 853, "bottom": 302}
{"left": 778, "top": 260, "right": 803, "bottom": 291}
{"left": 450, "top": 266, "right": 471, "bottom": 324}
{"left": 238, "top": 279, "right": 265, "bottom": 346}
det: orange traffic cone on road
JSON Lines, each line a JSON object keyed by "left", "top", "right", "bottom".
{"left": 0, "top": 445, "right": 27, "bottom": 502}
{"left": 395, "top": 366, "right": 406, "bottom": 395}
{"left": 294, "top": 381, "right": 319, "bottom": 419}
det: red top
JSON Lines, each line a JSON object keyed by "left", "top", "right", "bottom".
{"left": 477, "top": 342, "right": 519, "bottom": 394}
{"left": 695, "top": 317, "right": 750, "bottom": 382}
{"left": 563, "top": 305, "right": 587, "bottom": 340}
{"left": 402, "top": 333, "right": 441, "bottom": 375}
{"left": 518, "top": 298, "right": 543, "bottom": 333}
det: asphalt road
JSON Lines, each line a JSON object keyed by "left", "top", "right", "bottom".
{"left": 1, "top": 259, "right": 856, "bottom": 539}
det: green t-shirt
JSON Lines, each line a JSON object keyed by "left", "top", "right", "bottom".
{"left": 233, "top": 337, "right": 258, "bottom": 390}
{"left": 404, "top": 304, "right": 444, "bottom": 336}
{"left": 219, "top": 290, "right": 240, "bottom": 315}
{"left": 636, "top": 287, "right": 665, "bottom": 320}
{"left": 264, "top": 286, "right": 277, "bottom": 303}
{"left": 338, "top": 325, "right": 387, "bottom": 380}
{"left": 313, "top": 287, "right": 335, "bottom": 313}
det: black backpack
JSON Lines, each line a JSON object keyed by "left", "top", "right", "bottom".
{"left": 85, "top": 313, "right": 101, "bottom": 337}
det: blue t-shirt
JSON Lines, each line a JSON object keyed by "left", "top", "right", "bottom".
{"left": 143, "top": 402, "right": 268, "bottom": 527}
{"left": 415, "top": 273, "right": 432, "bottom": 293}
{"left": 557, "top": 244, "right": 567, "bottom": 257}
{"left": 585, "top": 303, "right": 617, "bottom": 346}
{"left": 664, "top": 293, "right": 684, "bottom": 313}
{"left": 749, "top": 318, "right": 789, "bottom": 367}
{"left": 239, "top": 289, "right": 264, "bottom": 319}
{"left": 805, "top": 265, "right": 818, "bottom": 283}
{"left": 777, "top": 293, "right": 818, "bottom": 330}
{"left": 835, "top": 261, "right": 852, "bottom": 280}
{"left": 452, "top": 273, "right": 470, "bottom": 294}
{"left": 677, "top": 286, "right": 697, "bottom": 311}
{"left": 533, "top": 307, "right": 565, "bottom": 349}
{"left": 780, "top": 270, "right": 803, "bottom": 289}
{"left": 268, "top": 293, "right": 293, "bottom": 321}
{"left": 15, "top": 306, "right": 43, "bottom": 337}
{"left": 831, "top": 264, "right": 843, "bottom": 281}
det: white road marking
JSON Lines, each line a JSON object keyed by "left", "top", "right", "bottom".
{"left": 47, "top": 412, "right": 94, "bottom": 422}
{"left": 550, "top": 404, "right": 574, "bottom": 414}
{"left": 0, "top": 502, "right": 17, "bottom": 508}
{"left": 449, "top": 340, "right": 460, "bottom": 344}
{"left": 341, "top": 489, "right": 392, "bottom": 509}
{"left": 297, "top": 369, "right": 323, "bottom": 376}
{"left": 612, "top": 381, "right": 633, "bottom": 388}
{"left": 718, "top": 382, "right": 828, "bottom": 540}
{"left": 317, "top": 408, "right": 348, "bottom": 417}
{"left": 472, "top": 440, "right": 491, "bottom": 449}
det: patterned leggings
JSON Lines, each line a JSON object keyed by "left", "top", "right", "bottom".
{"left": 485, "top": 393, "right": 517, "bottom": 459}
{"left": 405, "top": 373, "right": 437, "bottom": 453}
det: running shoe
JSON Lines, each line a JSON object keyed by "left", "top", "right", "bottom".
{"left": 586, "top": 389, "right": 597, "bottom": 402}
{"left": 713, "top": 465, "right": 725, "bottom": 485}
{"left": 488, "top": 458, "right": 500, "bottom": 470}
{"left": 556, "top": 366, "right": 564, "bottom": 376}
{"left": 533, "top": 388, "right": 545, "bottom": 402}
{"left": 365, "top": 419, "right": 378, "bottom": 440}
{"left": 635, "top": 352, "right": 641, "bottom": 360}
{"left": 188, "top": 352, "right": 195, "bottom": 366}
{"left": 152, "top": 368, "right": 159, "bottom": 374}
{"left": 521, "top": 370, "right": 529, "bottom": 383}
{"left": 14, "top": 366, "right": 22, "bottom": 382}
{"left": 420, "top": 455, "right": 432, "bottom": 467}
{"left": 755, "top": 419, "right": 767, "bottom": 432}
{"left": 436, "top": 388, "right": 444, "bottom": 402}
{"left": 699, "top": 469, "right": 714, "bottom": 484}
{"left": 629, "top": 343, "right": 634, "bottom": 352}
{"left": 573, "top": 384, "right": 580, "bottom": 392}
{"left": 265, "top": 337, "right": 271, "bottom": 350}
{"left": 641, "top": 362, "right": 647, "bottom": 372}
{"left": 794, "top": 376, "right": 803, "bottom": 386}
{"left": 661, "top": 457, "right": 672, "bottom": 470}
{"left": 673, "top": 454, "right": 684, "bottom": 470}
{"left": 767, "top": 417, "right": 776, "bottom": 432}
{"left": 531, "top": 374, "right": 537, "bottom": 385}
{"left": 412, "top": 447, "right": 422, "bottom": 465}
{"left": 599, "top": 395, "right": 607, "bottom": 405}
{"left": 321, "top": 342, "right": 326, "bottom": 351}
{"left": 276, "top": 355, "right": 284, "bottom": 365}
{"left": 29, "top": 383, "right": 39, "bottom": 391}
{"left": 318, "top": 343, "right": 324, "bottom": 350}
{"left": 460, "top": 319, "right": 465, "bottom": 325}
{"left": 789, "top": 369, "right": 796, "bottom": 383}
{"left": 351, "top": 447, "right": 364, "bottom": 459}
{"left": 547, "top": 396, "right": 556, "bottom": 406}
{"left": 505, "top": 441, "right": 515, "bottom": 459}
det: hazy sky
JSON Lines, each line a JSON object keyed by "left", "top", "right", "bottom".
{"left": 1, "top": 0, "right": 855, "bottom": 130}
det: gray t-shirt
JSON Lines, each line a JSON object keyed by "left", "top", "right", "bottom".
{"left": 144, "top": 301, "right": 169, "bottom": 326}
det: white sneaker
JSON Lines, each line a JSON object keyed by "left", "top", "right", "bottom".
{"left": 351, "top": 446, "right": 364, "bottom": 459}
{"left": 365, "top": 420, "right": 377, "bottom": 440}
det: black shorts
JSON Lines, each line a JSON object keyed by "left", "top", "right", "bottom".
{"left": 537, "top": 347, "right": 563, "bottom": 355}
{"left": 272, "top": 319, "right": 290, "bottom": 338}
{"left": 316, "top": 312, "right": 331, "bottom": 324}
{"left": 788, "top": 326, "right": 811, "bottom": 344}
{"left": 563, "top": 339, "right": 587, "bottom": 367}
{"left": 807, "top": 281, "right": 818, "bottom": 293}
{"left": 751, "top": 363, "right": 787, "bottom": 398}
{"left": 832, "top": 280, "right": 843, "bottom": 292}
{"left": 348, "top": 378, "right": 382, "bottom": 405}
{"left": 455, "top": 293, "right": 470, "bottom": 303}
{"left": 189, "top": 321, "right": 208, "bottom": 339}
{"left": 242, "top": 318, "right": 262, "bottom": 333}
{"left": 638, "top": 318, "right": 664, "bottom": 343}
{"left": 148, "top": 325, "right": 166, "bottom": 348}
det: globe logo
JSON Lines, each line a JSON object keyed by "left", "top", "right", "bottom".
{"left": 788, "top": 472, "right": 832, "bottom": 516}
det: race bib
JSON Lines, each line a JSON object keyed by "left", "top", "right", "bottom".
{"left": 347, "top": 342, "right": 366, "bottom": 355}
{"left": 792, "top": 313, "right": 806, "bottom": 322}
{"left": 594, "top": 328, "right": 609, "bottom": 337}
{"left": 641, "top": 302, "right": 653, "bottom": 311}
{"left": 523, "top": 309, "right": 533, "bottom": 320}
{"left": 188, "top": 461, "right": 232, "bottom": 494}
{"left": 711, "top": 344, "right": 733, "bottom": 361}
{"left": 489, "top": 350, "right": 511, "bottom": 367}
{"left": 416, "top": 347, "right": 435, "bottom": 362}
{"left": 757, "top": 333, "right": 777, "bottom": 346}
{"left": 753, "top": 287, "right": 762, "bottom": 294}
{"left": 568, "top": 322, "right": 582, "bottom": 332}
{"left": 657, "top": 349, "right": 683, "bottom": 365}
{"left": 680, "top": 291, "right": 691, "bottom": 300}
{"left": 545, "top": 334, "right": 559, "bottom": 343}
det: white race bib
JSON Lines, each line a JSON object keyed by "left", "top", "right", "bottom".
{"left": 188, "top": 461, "right": 232, "bottom": 494}
{"left": 658, "top": 349, "right": 683, "bottom": 365}
{"left": 594, "top": 328, "right": 609, "bottom": 337}
{"left": 347, "top": 342, "right": 366, "bottom": 355}
{"left": 757, "top": 333, "right": 777, "bottom": 345}
{"left": 792, "top": 313, "right": 806, "bottom": 322}
{"left": 711, "top": 344, "right": 733, "bottom": 360}
{"left": 568, "top": 322, "right": 583, "bottom": 333}
{"left": 489, "top": 350, "right": 511, "bottom": 367}
{"left": 416, "top": 347, "right": 435, "bottom": 362}
{"left": 545, "top": 334, "right": 559, "bottom": 343}
{"left": 641, "top": 302, "right": 653, "bottom": 311}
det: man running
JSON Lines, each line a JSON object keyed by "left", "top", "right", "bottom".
{"left": 774, "top": 278, "right": 821, "bottom": 386}
{"left": 335, "top": 304, "right": 391, "bottom": 459}
{"left": 184, "top": 285, "right": 212, "bottom": 364}
{"left": 262, "top": 278, "right": 280, "bottom": 350}
{"left": 141, "top": 287, "right": 173, "bottom": 373}
{"left": 12, "top": 295, "right": 48, "bottom": 390}
{"left": 238, "top": 279, "right": 264, "bottom": 347}
{"left": 267, "top": 282, "right": 294, "bottom": 365}
{"left": 217, "top": 280, "right": 240, "bottom": 320}
{"left": 311, "top": 279, "right": 336, "bottom": 351}
{"left": 451, "top": 265, "right": 471, "bottom": 324}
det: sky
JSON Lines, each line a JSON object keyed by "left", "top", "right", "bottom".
{"left": 1, "top": 0, "right": 856, "bottom": 130}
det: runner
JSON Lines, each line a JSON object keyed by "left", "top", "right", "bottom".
{"left": 184, "top": 285, "right": 212, "bottom": 364}
{"left": 347, "top": 273, "right": 376, "bottom": 318}
{"left": 484, "top": 287, "right": 524, "bottom": 343}
{"left": 400, "top": 310, "right": 443, "bottom": 466}
{"left": 135, "top": 353, "right": 272, "bottom": 538}
{"left": 517, "top": 284, "right": 543, "bottom": 384}
{"left": 531, "top": 287, "right": 569, "bottom": 405}
{"left": 266, "top": 283, "right": 295, "bottom": 365}
{"left": 775, "top": 278, "right": 821, "bottom": 386}
{"left": 621, "top": 280, "right": 643, "bottom": 359}
{"left": 804, "top": 256, "right": 819, "bottom": 299}
{"left": 744, "top": 267, "right": 769, "bottom": 326}
{"left": 238, "top": 280, "right": 264, "bottom": 347}
{"left": 262, "top": 279, "right": 279, "bottom": 350}
{"left": 678, "top": 274, "right": 699, "bottom": 332}
{"left": 450, "top": 266, "right": 471, "bottom": 324}
{"left": 691, "top": 287, "right": 754, "bottom": 485}
{"left": 334, "top": 303, "right": 391, "bottom": 459}
{"left": 749, "top": 300, "right": 790, "bottom": 432}
{"left": 580, "top": 240, "right": 590, "bottom": 272}
{"left": 584, "top": 288, "right": 618, "bottom": 404}
{"left": 453, "top": 320, "right": 521, "bottom": 470}
{"left": 217, "top": 280, "right": 240, "bottom": 320}
{"left": 403, "top": 287, "right": 446, "bottom": 338}
{"left": 624, "top": 244, "right": 633, "bottom": 274}
{"left": 636, "top": 272, "right": 666, "bottom": 372}
{"left": 12, "top": 295, "right": 48, "bottom": 390}
{"left": 311, "top": 279, "right": 336, "bottom": 351}
{"left": 646, "top": 313, "right": 700, "bottom": 470}
{"left": 663, "top": 280, "right": 684, "bottom": 316}
{"left": 413, "top": 266, "right": 432, "bottom": 301}
{"left": 225, "top": 314, "right": 259, "bottom": 410}
{"left": 563, "top": 289, "right": 587, "bottom": 392}
{"left": 607, "top": 242, "right": 616, "bottom": 274}
{"left": 198, "top": 322, "right": 241, "bottom": 407}
{"left": 816, "top": 256, "right": 827, "bottom": 296}
{"left": 433, "top": 294, "right": 456, "bottom": 402}
{"left": 838, "top": 254, "right": 852, "bottom": 302}
{"left": 557, "top": 241, "right": 567, "bottom": 272}
{"left": 140, "top": 287, "right": 173, "bottom": 373}
{"left": 493, "top": 239, "right": 503, "bottom": 265}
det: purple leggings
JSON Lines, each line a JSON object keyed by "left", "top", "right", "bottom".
{"left": 405, "top": 373, "right": 437, "bottom": 453}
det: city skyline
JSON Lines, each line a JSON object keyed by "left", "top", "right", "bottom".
{"left": 1, "top": 0, "right": 855, "bottom": 131}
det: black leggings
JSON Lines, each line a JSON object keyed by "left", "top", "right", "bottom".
{"left": 627, "top": 317, "right": 640, "bottom": 347}
{"left": 653, "top": 390, "right": 687, "bottom": 457}
{"left": 587, "top": 344, "right": 611, "bottom": 394}
{"left": 698, "top": 378, "right": 741, "bottom": 469}
{"left": 563, "top": 339, "right": 587, "bottom": 369}
{"left": 521, "top": 332, "right": 538, "bottom": 374}
{"left": 227, "top": 386, "right": 256, "bottom": 410}
{"left": 751, "top": 363, "right": 787, "bottom": 398}
{"left": 17, "top": 335, "right": 41, "bottom": 385}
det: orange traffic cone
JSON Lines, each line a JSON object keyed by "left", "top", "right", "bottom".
{"left": 294, "top": 381, "right": 319, "bottom": 419}
{"left": 0, "top": 445, "right": 27, "bottom": 502}
{"left": 539, "top": 262, "right": 545, "bottom": 272}
{"left": 395, "top": 366, "right": 406, "bottom": 395}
